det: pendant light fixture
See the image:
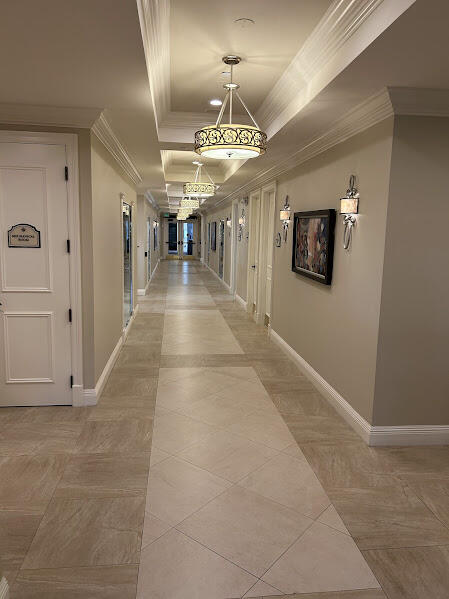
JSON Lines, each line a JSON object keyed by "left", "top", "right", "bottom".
{"left": 194, "top": 55, "right": 267, "bottom": 160}
{"left": 180, "top": 197, "right": 200, "bottom": 209}
{"left": 183, "top": 161, "right": 215, "bottom": 198}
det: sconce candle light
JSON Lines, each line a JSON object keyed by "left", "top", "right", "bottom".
{"left": 340, "top": 175, "right": 359, "bottom": 250}
{"left": 280, "top": 196, "right": 291, "bottom": 243}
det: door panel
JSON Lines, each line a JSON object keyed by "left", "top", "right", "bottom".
{"left": 0, "top": 141, "right": 72, "bottom": 406}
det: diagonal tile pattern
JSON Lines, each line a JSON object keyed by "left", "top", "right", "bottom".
{"left": 0, "top": 259, "right": 448, "bottom": 599}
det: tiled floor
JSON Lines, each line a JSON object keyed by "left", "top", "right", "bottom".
{"left": 1, "top": 260, "right": 449, "bottom": 599}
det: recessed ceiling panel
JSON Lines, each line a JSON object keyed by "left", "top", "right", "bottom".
{"left": 170, "top": 0, "right": 333, "bottom": 114}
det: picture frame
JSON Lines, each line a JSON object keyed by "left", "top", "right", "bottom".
{"left": 292, "top": 209, "right": 336, "bottom": 285}
{"left": 211, "top": 221, "right": 217, "bottom": 251}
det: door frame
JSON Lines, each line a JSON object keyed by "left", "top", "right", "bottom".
{"left": 120, "top": 194, "right": 134, "bottom": 333}
{"left": 230, "top": 200, "right": 239, "bottom": 294}
{"left": 0, "top": 130, "right": 83, "bottom": 405}
{"left": 246, "top": 189, "right": 261, "bottom": 316}
{"left": 256, "top": 181, "right": 277, "bottom": 325}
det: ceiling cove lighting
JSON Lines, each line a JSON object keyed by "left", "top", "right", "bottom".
{"left": 183, "top": 161, "right": 215, "bottom": 197}
{"left": 194, "top": 55, "right": 267, "bottom": 160}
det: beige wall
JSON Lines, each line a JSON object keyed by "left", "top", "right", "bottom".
{"left": 90, "top": 135, "right": 137, "bottom": 384}
{"left": 373, "top": 116, "right": 449, "bottom": 425}
{"left": 271, "top": 119, "right": 394, "bottom": 422}
{"left": 137, "top": 195, "right": 160, "bottom": 292}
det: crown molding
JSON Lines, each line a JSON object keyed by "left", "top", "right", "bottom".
{"left": 256, "top": 0, "right": 416, "bottom": 139}
{"left": 388, "top": 87, "right": 449, "bottom": 117}
{"left": 0, "top": 102, "right": 102, "bottom": 128}
{"left": 92, "top": 113, "right": 142, "bottom": 187}
{"left": 144, "top": 190, "right": 159, "bottom": 209}
{"left": 220, "top": 88, "right": 394, "bottom": 205}
{"left": 136, "top": 0, "right": 170, "bottom": 128}
{"left": 219, "top": 85, "right": 449, "bottom": 206}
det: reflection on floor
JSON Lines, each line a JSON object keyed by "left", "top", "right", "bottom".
{"left": 1, "top": 260, "right": 449, "bottom": 599}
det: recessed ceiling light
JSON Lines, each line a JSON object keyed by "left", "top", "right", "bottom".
{"left": 234, "top": 17, "right": 255, "bottom": 29}
{"left": 209, "top": 99, "right": 222, "bottom": 107}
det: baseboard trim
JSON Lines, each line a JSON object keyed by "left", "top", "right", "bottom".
{"left": 138, "top": 258, "right": 160, "bottom": 296}
{"left": 205, "top": 263, "right": 231, "bottom": 291}
{"left": 269, "top": 328, "right": 449, "bottom": 447}
{"left": 0, "top": 577, "right": 9, "bottom": 599}
{"left": 235, "top": 294, "right": 247, "bottom": 310}
{"left": 78, "top": 328, "right": 126, "bottom": 406}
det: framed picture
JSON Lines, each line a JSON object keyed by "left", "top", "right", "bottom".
{"left": 153, "top": 221, "right": 158, "bottom": 250}
{"left": 211, "top": 221, "right": 217, "bottom": 251}
{"left": 292, "top": 209, "right": 336, "bottom": 285}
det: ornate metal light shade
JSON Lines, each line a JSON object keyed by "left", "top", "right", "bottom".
{"left": 194, "top": 56, "right": 267, "bottom": 160}
{"left": 195, "top": 125, "right": 267, "bottom": 160}
{"left": 183, "top": 182, "right": 214, "bottom": 197}
{"left": 180, "top": 197, "right": 200, "bottom": 209}
{"left": 183, "top": 161, "right": 215, "bottom": 198}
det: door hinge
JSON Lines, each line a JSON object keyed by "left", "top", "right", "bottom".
{"left": 68, "top": 308, "right": 72, "bottom": 322}
{"left": 67, "top": 239, "right": 71, "bottom": 253}
{"left": 70, "top": 375, "right": 74, "bottom": 388}
{"left": 65, "top": 166, "right": 69, "bottom": 181}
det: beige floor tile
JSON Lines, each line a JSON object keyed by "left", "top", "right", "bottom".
{"left": 317, "top": 504, "right": 350, "bottom": 535}
{"left": 76, "top": 419, "right": 153, "bottom": 455}
{"left": 55, "top": 454, "right": 150, "bottom": 498}
{"left": 146, "top": 456, "right": 230, "bottom": 525}
{"left": 141, "top": 513, "right": 172, "bottom": 549}
{"left": 88, "top": 405, "right": 155, "bottom": 422}
{"left": 0, "top": 422, "right": 82, "bottom": 456}
{"left": 0, "top": 511, "right": 42, "bottom": 571}
{"left": 12, "top": 565, "right": 139, "bottom": 599}
{"left": 102, "top": 374, "right": 158, "bottom": 397}
{"left": 22, "top": 496, "right": 144, "bottom": 569}
{"left": 227, "top": 410, "right": 294, "bottom": 451}
{"left": 403, "top": 478, "right": 449, "bottom": 528}
{"left": 282, "top": 443, "right": 307, "bottom": 460}
{"left": 238, "top": 452, "right": 330, "bottom": 519}
{"left": 262, "top": 521, "right": 379, "bottom": 594}
{"left": 285, "top": 415, "right": 362, "bottom": 446}
{"left": 375, "top": 446, "right": 449, "bottom": 478}
{"left": 0, "top": 455, "right": 66, "bottom": 513}
{"left": 178, "top": 485, "right": 313, "bottom": 577}
{"left": 363, "top": 545, "right": 449, "bottom": 599}
{"left": 301, "top": 443, "right": 397, "bottom": 488}
{"left": 328, "top": 485, "right": 449, "bottom": 549}
{"left": 173, "top": 393, "right": 259, "bottom": 428}
{"left": 178, "top": 429, "right": 278, "bottom": 483}
{"left": 1, "top": 406, "right": 92, "bottom": 425}
{"left": 149, "top": 446, "right": 171, "bottom": 467}
{"left": 273, "top": 592, "right": 386, "bottom": 599}
{"left": 243, "top": 579, "right": 283, "bottom": 597}
{"left": 151, "top": 409, "right": 216, "bottom": 454}
{"left": 136, "top": 528, "right": 257, "bottom": 599}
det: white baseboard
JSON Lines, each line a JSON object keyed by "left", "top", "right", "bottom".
{"left": 205, "top": 263, "right": 231, "bottom": 291}
{"left": 269, "top": 328, "right": 449, "bottom": 447}
{"left": 0, "top": 577, "right": 9, "bottom": 599}
{"left": 235, "top": 294, "right": 247, "bottom": 310}
{"left": 78, "top": 320, "right": 128, "bottom": 406}
{"left": 138, "top": 259, "right": 160, "bottom": 296}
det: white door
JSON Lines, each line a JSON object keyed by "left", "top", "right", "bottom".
{"left": 0, "top": 140, "right": 72, "bottom": 406}
{"left": 247, "top": 190, "right": 261, "bottom": 316}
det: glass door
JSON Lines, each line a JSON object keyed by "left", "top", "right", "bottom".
{"left": 122, "top": 202, "right": 133, "bottom": 327}
{"left": 167, "top": 221, "right": 178, "bottom": 257}
{"left": 181, "top": 221, "right": 195, "bottom": 260}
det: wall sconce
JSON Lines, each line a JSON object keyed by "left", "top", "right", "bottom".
{"left": 340, "top": 175, "right": 359, "bottom": 250}
{"left": 226, "top": 217, "right": 232, "bottom": 229}
{"left": 238, "top": 208, "right": 246, "bottom": 241}
{"left": 279, "top": 195, "right": 291, "bottom": 243}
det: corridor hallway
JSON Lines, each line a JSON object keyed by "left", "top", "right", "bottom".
{"left": 1, "top": 260, "right": 449, "bottom": 599}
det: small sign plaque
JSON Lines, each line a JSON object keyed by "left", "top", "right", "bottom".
{"left": 8, "top": 224, "right": 41, "bottom": 248}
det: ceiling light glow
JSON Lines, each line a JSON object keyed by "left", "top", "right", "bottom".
{"left": 210, "top": 99, "right": 222, "bottom": 107}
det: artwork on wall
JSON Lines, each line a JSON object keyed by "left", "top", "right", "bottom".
{"left": 292, "top": 209, "right": 336, "bottom": 285}
{"left": 211, "top": 221, "right": 217, "bottom": 251}
{"left": 153, "top": 221, "right": 158, "bottom": 250}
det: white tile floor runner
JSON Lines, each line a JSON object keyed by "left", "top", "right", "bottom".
{"left": 137, "top": 365, "right": 380, "bottom": 598}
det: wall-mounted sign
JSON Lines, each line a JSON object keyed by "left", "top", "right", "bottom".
{"left": 8, "top": 223, "right": 41, "bottom": 248}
